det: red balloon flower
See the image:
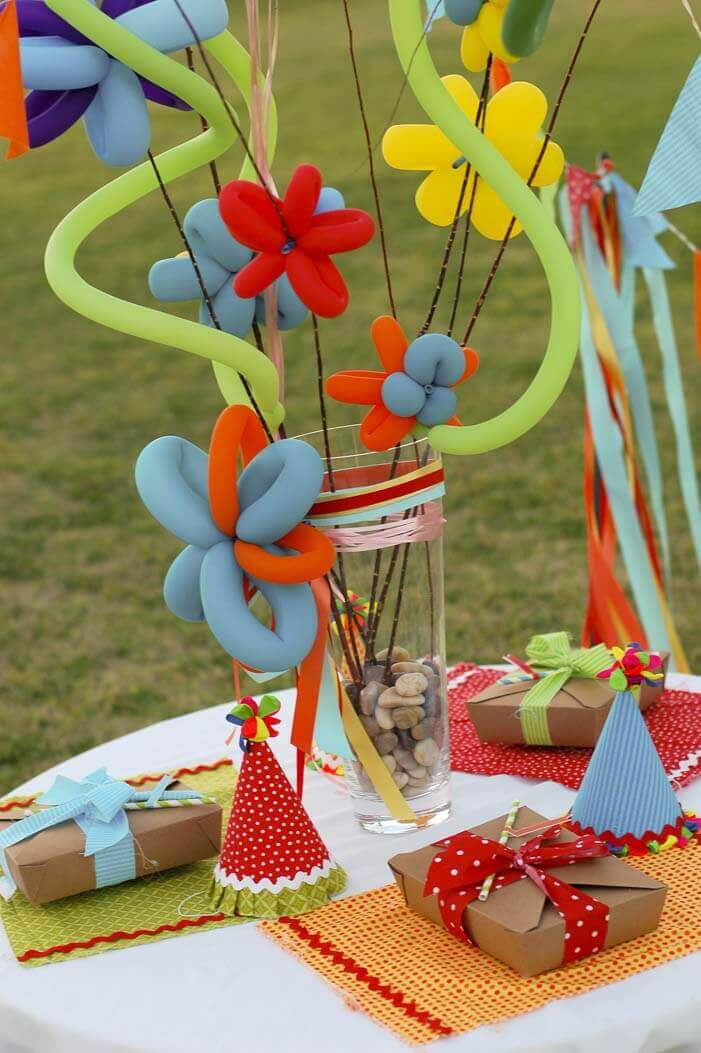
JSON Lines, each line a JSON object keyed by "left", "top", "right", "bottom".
{"left": 218, "top": 164, "right": 375, "bottom": 318}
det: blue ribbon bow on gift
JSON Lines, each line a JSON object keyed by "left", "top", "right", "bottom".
{"left": 0, "top": 769, "right": 201, "bottom": 895}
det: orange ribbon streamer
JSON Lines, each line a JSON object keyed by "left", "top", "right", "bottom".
{"left": 208, "top": 404, "right": 336, "bottom": 789}
{"left": 0, "top": 0, "right": 29, "bottom": 159}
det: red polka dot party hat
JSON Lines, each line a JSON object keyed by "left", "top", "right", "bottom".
{"left": 209, "top": 695, "right": 346, "bottom": 918}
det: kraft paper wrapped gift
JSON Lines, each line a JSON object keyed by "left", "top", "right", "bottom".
{"left": 389, "top": 807, "right": 667, "bottom": 977}
{"left": 467, "top": 642, "right": 668, "bottom": 747}
{"left": 0, "top": 770, "right": 222, "bottom": 906}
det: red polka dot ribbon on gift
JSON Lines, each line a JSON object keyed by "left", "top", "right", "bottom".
{"left": 424, "top": 825, "right": 611, "bottom": 965}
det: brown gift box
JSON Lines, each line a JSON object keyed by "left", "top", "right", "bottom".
{"left": 389, "top": 807, "right": 667, "bottom": 977}
{"left": 0, "top": 781, "right": 222, "bottom": 906}
{"left": 467, "top": 652, "right": 669, "bottom": 747}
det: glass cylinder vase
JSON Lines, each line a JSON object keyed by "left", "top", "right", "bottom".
{"left": 300, "top": 425, "right": 451, "bottom": 834}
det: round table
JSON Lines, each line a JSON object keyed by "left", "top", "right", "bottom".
{"left": 2, "top": 672, "right": 701, "bottom": 1053}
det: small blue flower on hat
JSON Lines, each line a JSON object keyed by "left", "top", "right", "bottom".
{"left": 148, "top": 187, "right": 345, "bottom": 338}
{"left": 380, "top": 331, "right": 478, "bottom": 427}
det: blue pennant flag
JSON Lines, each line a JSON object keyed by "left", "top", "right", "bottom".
{"left": 635, "top": 55, "right": 701, "bottom": 216}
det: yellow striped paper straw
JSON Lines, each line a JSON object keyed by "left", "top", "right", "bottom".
{"left": 478, "top": 800, "right": 521, "bottom": 902}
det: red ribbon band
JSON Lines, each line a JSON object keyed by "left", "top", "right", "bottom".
{"left": 425, "top": 825, "right": 610, "bottom": 965}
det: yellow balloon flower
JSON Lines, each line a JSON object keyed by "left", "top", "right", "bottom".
{"left": 461, "top": 0, "right": 516, "bottom": 72}
{"left": 381, "top": 74, "right": 564, "bottom": 239}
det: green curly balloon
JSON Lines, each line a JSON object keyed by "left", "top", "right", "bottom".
{"left": 389, "top": 0, "right": 579, "bottom": 456}
{"left": 44, "top": 0, "right": 284, "bottom": 428}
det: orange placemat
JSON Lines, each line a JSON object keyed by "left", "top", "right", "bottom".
{"left": 262, "top": 841, "right": 701, "bottom": 1044}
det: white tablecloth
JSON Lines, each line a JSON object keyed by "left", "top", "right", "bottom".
{"left": 2, "top": 672, "right": 701, "bottom": 1053}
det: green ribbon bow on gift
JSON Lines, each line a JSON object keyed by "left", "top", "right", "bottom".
{"left": 516, "top": 632, "right": 613, "bottom": 745}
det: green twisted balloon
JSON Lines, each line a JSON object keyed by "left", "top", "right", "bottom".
{"left": 389, "top": 0, "right": 580, "bottom": 455}
{"left": 44, "top": 0, "right": 284, "bottom": 428}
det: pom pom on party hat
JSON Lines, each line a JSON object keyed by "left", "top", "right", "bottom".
{"left": 209, "top": 696, "right": 346, "bottom": 918}
{"left": 570, "top": 644, "right": 685, "bottom": 854}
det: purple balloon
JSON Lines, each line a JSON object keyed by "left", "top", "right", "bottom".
{"left": 140, "top": 78, "right": 191, "bottom": 111}
{"left": 25, "top": 87, "right": 97, "bottom": 148}
{"left": 15, "top": 0, "right": 88, "bottom": 44}
{"left": 100, "top": 0, "right": 147, "bottom": 18}
{"left": 16, "top": 0, "right": 190, "bottom": 153}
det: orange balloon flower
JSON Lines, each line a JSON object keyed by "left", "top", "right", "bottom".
{"left": 326, "top": 316, "right": 479, "bottom": 452}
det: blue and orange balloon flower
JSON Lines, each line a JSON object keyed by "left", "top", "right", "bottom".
{"left": 135, "top": 404, "right": 335, "bottom": 672}
{"left": 326, "top": 315, "right": 479, "bottom": 452}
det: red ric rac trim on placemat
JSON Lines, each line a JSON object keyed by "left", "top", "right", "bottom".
{"left": 0, "top": 758, "right": 233, "bottom": 812}
{"left": 278, "top": 916, "right": 453, "bottom": 1038}
{"left": 568, "top": 815, "right": 696, "bottom": 857}
{"left": 16, "top": 913, "right": 228, "bottom": 963}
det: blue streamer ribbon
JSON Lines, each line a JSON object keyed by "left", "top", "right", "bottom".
{"left": 642, "top": 265, "right": 701, "bottom": 572}
{"left": 0, "top": 768, "right": 202, "bottom": 896}
{"left": 558, "top": 187, "right": 674, "bottom": 657}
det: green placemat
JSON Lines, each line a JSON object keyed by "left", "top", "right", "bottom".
{"left": 0, "top": 761, "right": 244, "bottom": 967}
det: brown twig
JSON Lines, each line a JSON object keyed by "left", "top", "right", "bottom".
{"left": 146, "top": 150, "right": 274, "bottom": 442}
{"left": 312, "top": 314, "right": 335, "bottom": 491}
{"left": 364, "top": 443, "right": 402, "bottom": 654}
{"left": 329, "top": 567, "right": 364, "bottom": 675}
{"left": 341, "top": 0, "right": 397, "bottom": 318}
{"left": 419, "top": 56, "right": 492, "bottom": 336}
{"left": 366, "top": 507, "right": 413, "bottom": 654}
{"left": 382, "top": 540, "right": 412, "bottom": 682}
{"left": 311, "top": 314, "right": 364, "bottom": 666}
{"left": 344, "top": 0, "right": 443, "bottom": 180}
{"left": 172, "top": 0, "right": 291, "bottom": 239}
{"left": 447, "top": 71, "right": 489, "bottom": 338}
{"left": 328, "top": 576, "right": 363, "bottom": 686}
{"left": 185, "top": 46, "right": 222, "bottom": 194}
{"left": 463, "top": 0, "right": 603, "bottom": 344}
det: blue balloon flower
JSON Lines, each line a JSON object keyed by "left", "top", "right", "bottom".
{"left": 443, "top": 0, "right": 485, "bottom": 27}
{"left": 17, "top": 0, "right": 229, "bottom": 167}
{"left": 135, "top": 406, "right": 335, "bottom": 672}
{"left": 380, "top": 332, "right": 470, "bottom": 427}
{"left": 147, "top": 188, "right": 344, "bottom": 336}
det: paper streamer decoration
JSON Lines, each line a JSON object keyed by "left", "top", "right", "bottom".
{"left": 559, "top": 176, "right": 689, "bottom": 668}
{"left": 560, "top": 161, "right": 701, "bottom": 665}
{"left": 0, "top": 0, "right": 29, "bottom": 158}
{"left": 387, "top": 0, "right": 580, "bottom": 456}
{"left": 634, "top": 55, "right": 701, "bottom": 217}
{"left": 41, "top": 0, "right": 284, "bottom": 423}
{"left": 641, "top": 266, "right": 701, "bottom": 572}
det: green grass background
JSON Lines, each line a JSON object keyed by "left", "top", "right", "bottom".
{"left": 2, "top": 0, "right": 700, "bottom": 790}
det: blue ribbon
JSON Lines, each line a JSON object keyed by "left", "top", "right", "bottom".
{"left": 642, "top": 266, "right": 701, "bottom": 575}
{"left": 0, "top": 769, "right": 201, "bottom": 895}
{"left": 558, "top": 186, "right": 674, "bottom": 657}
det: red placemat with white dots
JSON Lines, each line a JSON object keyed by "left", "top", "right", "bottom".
{"left": 447, "top": 663, "right": 701, "bottom": 789}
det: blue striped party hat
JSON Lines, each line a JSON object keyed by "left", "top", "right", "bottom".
{"left": 634, "top": 55, "right": 701, "bottom": 216}
{"left": 571, "top": 644, "right": 682, "bottom": 846}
